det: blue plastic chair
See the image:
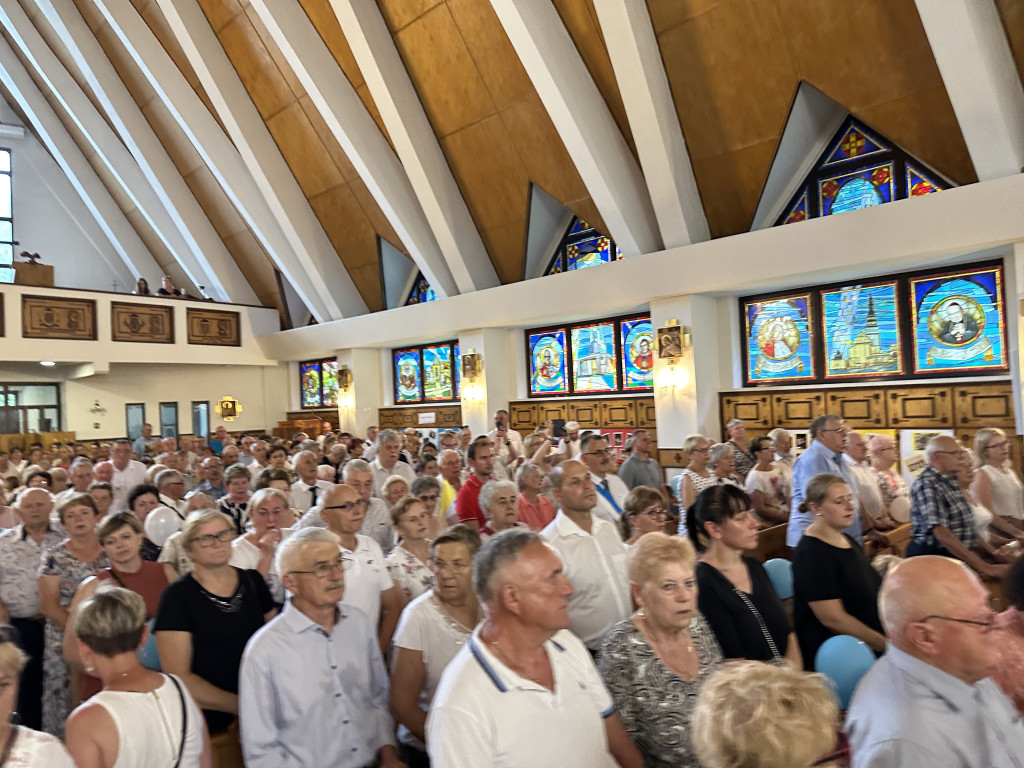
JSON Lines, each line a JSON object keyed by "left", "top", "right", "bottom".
{"left": 814, "top": 635, "right": 876, "bottom": 708}
{"left": 138, "top": 618, "right": 161, "bottom": 671}
{"left": 762, "top": 557, "right": 794, "bottom": 600}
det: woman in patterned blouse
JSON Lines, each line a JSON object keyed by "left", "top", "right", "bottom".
{"left": 598, "top": 532, "right": 723, "bottom": 767}
{"left": 386, "top": 496, "right": 434, "bottom": 601}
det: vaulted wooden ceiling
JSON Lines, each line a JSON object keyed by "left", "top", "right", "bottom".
{"left": 1, "top": 0, "right": 1018, "bottom": 321}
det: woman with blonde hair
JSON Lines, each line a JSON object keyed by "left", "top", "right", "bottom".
{"left": 619, "top": 485, "right": 669, "bottom": 545}
{"left": 599, "top": 532, "right": 723, "bottom": 767}
{"left": 386, "top": 496, "right": 434, "bottom": 601}
{"left": 972, "top": 427, "right": 1024, "bottom": 528}
{"left": 672, "top": 434, "right": 716, "bottom": 514}
{"left": 228, "top": 488, "right": 287, "bottom": 600}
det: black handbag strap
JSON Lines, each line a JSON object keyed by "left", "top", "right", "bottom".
{"left": 165, "top": 674, "right": 188, "bottom": 768}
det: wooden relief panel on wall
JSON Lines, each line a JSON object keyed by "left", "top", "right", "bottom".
{"left": 111, "top": 303, "right": 174, "bottom": 343}
{"left": 953, "top": 383, "right": 1014, "bottom": 428}
{"left": 636, "top": 398, "right": 656, "bottom": 428}
{"left": 569, "top": 400, "right": 602, "bottom": 428}
{"left": 826, "top": 389, "right": 886, "bottom": 429}
{"left": 888, "top": 387, "right": 952, "bottom": 428}
{"left": 537, "top": 402, "right": 568, "bottom": 426}
{"left": 378, "top": 406, "right": 462, "bottom": 430}
{"left": 770, "top": 392, "right": 825, "bottom": 429}
{"left": 721, "top": 393, "right": 772, "bottom": 432}
{"left": 600, "top": 400, "right": 636, "bottom": 429}
{"left": 509, "top": 403, "right": 538, "bottom": 433}
{"left": 21, "top": 295, "right": 96, "bottom": 340}
{"left": 186, "top": 308, "right": 240, "bottom": 346}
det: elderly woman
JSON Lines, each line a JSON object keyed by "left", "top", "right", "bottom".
{"left": 972, "top": 427, "right": 1024, "bottom": 528}
{"left": 386, "top": 496, "right": 435, "bottom": 601}
{"left": 66, "top": 586, "right": 210, "bottom": 767}
{"left": 383, "top": 475, "right": 411, "bottom": 509}
{"left": 868, "top": 434, "right": 908, "bottom": 525}
{"left": 154, "top": 509, "right": 275, "bottom": 764}
{"left": 479, "top": 480, "right": 524, "bottom": 538}
{"left": 743, "top": 436, "right": 790, "bottom": 525}
{"left": 217, "top": 465, "right": 252, "bottom": 535}
{"left": 709, "top": 443, "right": 743, "bottom": 489}
{"left": 724, "top": 419, "right": 755, "bottom": 481}
{"left": 619, "top": 485, "right": 669, "bottom": 545}
{"left": 692, "top": 661, "right": 840, "bottom": 768}
{"left": 64, "top": 512, "right": 170, "bottom": 702}
{"left": 598, "top": 532, "right": 723, "bottom": 767}
{"left": 127, "top": 483, "right": 163, "bottom": 561}
{"left": 994, "top": 556, "right": 1024, "bottom": 716}
{"left": 37, "top": 493, "right": 108, "bottom": 735}
{"left": 0, "top": 629, "right": 76, "bottom": 765}
{"left": 157, "top": 493, "right": 216, "bottom": 583}
{"left": 672, "top": 435, "right": 715, "bottom": 514}
{"left": 516, "top": 462, "right": 556, "bottom": 531}
{"left": 688, "top": 485, "right": 800, "bottom": 667}
{"left": 229, "top": 488, "right": 286, "bottom": 599}
{"left": 792, "top": 474, "right": 885, "bottom": 669}
{"left": 390, "top": 525, "right": 481, "bottom": 766}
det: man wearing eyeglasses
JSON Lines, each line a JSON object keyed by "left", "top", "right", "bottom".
{"left": 239, "top": 528, "right": 404, "bottom": 768}
{"left": 579, "top": 434, "right": 628, "bottom": 527}
{"left": 907, "top": 436, "right": 1008, "bottom": 581}
{"left": 844, "top": 556, "right": 1024, "bottom": 767}
{"left": 787, "top": 414, "right": 863, "bottom": 547}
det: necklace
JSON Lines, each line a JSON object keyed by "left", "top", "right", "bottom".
{"left": 197, "top": 576, "right": 244, "bottom": 614}
{"left": 431, "top": 594, "right": 474, "bottom": 645}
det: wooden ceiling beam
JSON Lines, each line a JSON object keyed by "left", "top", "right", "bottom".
{"left": 914, "top": 0, "right": 1024, "bottom": 181}
{"left": 328, "top": 0, "right": 499, "bottom": 293}
{"left": 249, "top": 0, "right": 459, "bottom": 299}
{"left": 592, "top": 0, "right": 708, "bottom": 249}
{"left": 488, "top": 0, "right": 661, "bottom": 258}
{"left": 154, "top": 0, "right": 368, "bottom": 321}
{"left": 32, "top": 0, "right": 255, "bottom": 304}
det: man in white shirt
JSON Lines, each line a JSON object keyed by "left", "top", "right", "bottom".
{"left": 343, "top": 460, "right": 394, "bottom": 554}
{"left": 55, "top": 459, "right": 94, "bottom": 505}
{"left": 109, "top": 439, "right": 147, "bottom": 513}
{"left": 363, "top": 426, "right": 379, "bottom": 463}
{"left": 769, "top": 427, "right": 795, "bottom": 488}
{"left": 155, "top": 469, "right": 189, "bottom": 516}
{"left": 558, "top": 421, "right": 582, "bottom": 460}
{"left": 844, "top": 431, "right": 885, "bottom": 530}
{"left": 289, "top": 450, "right": 335, "bottom": 514}
{"left": 370, "top": 429, "right": 416, "bottom": 497}
{"left": 579, "top": 434, "right": 628, "bottom": 527}
{"left": 488, "top": 409, "right": 525, "bottom": 457}
{"left": 540, "top": 460, "right": 631, "bottom": 651}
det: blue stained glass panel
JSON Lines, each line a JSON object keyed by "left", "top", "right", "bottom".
{"left": 571, "top": 322, "right": 617, "bottom": 393}
{"left": 822, "top": 283, "right": 902, "bottom": 379}
{"left": 822, "top": 124, "right": 888, "bottom": 167}
{"left": 301, "top": 362, "right": 322, "bottom": 409}
{"left": 778, "top": 190, "right": 808, "bottom": 226}
{"left": 454, "top": 344, "right": 461, "bottom": 399}
{"left": 620, "top": 317, "right": 653, "bottom": 391}
{"left": 530, "top": 330, "right": 568, "bottom": 395}
{"left": 906, "top": 164, "right": 945, "bottom": 198}
{"left": 394, "top": 349, "right": 423, "bottom": 403}
{"left": 321, "top": 359, "right": 338, "bottom": 406}
{"left": 567, "top": 236, "right": 615, "bottom": 271}
{"left": 819, "top": 163, "right": 893, "bottom": 217}
{"left": 423, "top": 345, "right": 454, "bottom": 401}
{"left": 744, "top": 294, "right": 816, "bottom": 384}
{"left": 910, "top": 267, "right": 1007, "bottom": 374}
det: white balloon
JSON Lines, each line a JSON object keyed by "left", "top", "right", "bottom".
{"left": 144, "top": 505, "right": 181, "bottom": 548}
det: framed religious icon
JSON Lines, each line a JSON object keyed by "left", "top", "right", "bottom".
{"left": 909, "top": 263, "right": 1007, "bottom": 375}
{"left": 742, "top": 293, "right": 817, "bottom": 385}
{"left": 821, "top": 281, "right": 903, "bottom": 380}
{"left": 657, "top": 326, "right": 682, "bottom": 359}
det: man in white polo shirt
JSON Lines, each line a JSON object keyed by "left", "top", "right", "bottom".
{"left": 369, "top": 429, "right": 416, "bottom": 497}
{"left": 427, "top": 528, "right": 641, "bottom": 767}
{"left": 540, "top": 460, "right": 631, "bottom": 652}
{"left": 579, "top": 434, "right": 628, "bottom": 527}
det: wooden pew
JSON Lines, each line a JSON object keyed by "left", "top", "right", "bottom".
{"left": 753, "top": 524, "right": 789, "bottom": 563}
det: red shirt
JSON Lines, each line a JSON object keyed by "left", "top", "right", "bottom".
{"left": 456, "top": 473, "right": 489, "bottom": 529}
{"left": 517, "top": 493, "right": 557, "bottom": 531}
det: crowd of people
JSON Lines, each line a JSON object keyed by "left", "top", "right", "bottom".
{"left": 0, "top": 410, "right": 1022, "bottom": 766}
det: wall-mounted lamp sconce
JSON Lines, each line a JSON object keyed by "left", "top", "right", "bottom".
{"left": 338, "top": 366, "right": 355, "bottom": 409}
{"left": 338, "top": 367, "right": 353, "bottom": 391}
{"left": 460, "top": 349, "right": 485, "bottom": 402}
{"left": 656, "top": 319, "right": 692, "bottom": 393}
{"left": 88, "top": 400, "right": 107, "bottom": 417}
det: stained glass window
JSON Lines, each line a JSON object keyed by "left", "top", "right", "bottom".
{"left": 391, "top": 341, "right": 459, "bottom": 404}
{"left": 544, "top": 217, "right": 623, "bottom": 276}
{"left": 321, "top": 359, "right": 339, "bottom": 407}
{"left": 821, "top": 282, "right": 903, "bottom": 380}
{"left": 571, "top": 323, "right": 617, "bottom": 393}
{"left": 300, "top": 362, "right": 322, "bottom": 409}
{"left": 404, "top": 272, "right": 437, "bottom": 306}
{"left": 774, "top": 118, "right": 951, "bottom": 227}
{"left": 300, "top": 358, "right": 341, "bottom": 409}
{"left": 620, "top": 316, "right": 654, "bottom": 390}
{"left": 423, "top": 345, "right": 454, "bottom": 401}
{"left": 0, "top": 149, "right": 12, "bottom": 284}
{"left": 529, "top": 330, "right": 569, "bottom": 396}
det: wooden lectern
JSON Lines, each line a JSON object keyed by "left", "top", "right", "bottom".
{"left": 13, "top": 262, "right": 54, "bottom": 287}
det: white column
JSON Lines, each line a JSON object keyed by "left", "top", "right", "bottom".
{"left": 457, "top": 328, "right": 516, "bottom": 438}
{"left": 915, "top": 0, "right": 1024, "bottom": 180}
{"left": 335, "top": 348, "right": 383, "bottom": 435}
{"left": 1008, "top": 242, "right": 1024, "bottom": 434}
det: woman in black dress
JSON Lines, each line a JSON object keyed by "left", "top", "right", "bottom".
{"left": 792, "top": 473, "right": 886, "bottom": 670}
{"left": 688, "top": 484, "right": 800, "bottom": 667}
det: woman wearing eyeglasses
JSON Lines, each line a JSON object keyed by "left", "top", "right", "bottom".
{"left": 390, "top": 525, "right": 481, "bottom": 767}
{"left": 792, "top": 474, "right": 885, "bottom": 670}
{"left": 972, "top": 428, "right": 1024, "bottom": 529}
{"left": 672, "top": 435, "right": 715, "bottom": 516}
{"left": 619, "top": 486, "right": 668, "bottom": 546}
{"left": 154, "top": 509, "right": 275, "bottom": 767}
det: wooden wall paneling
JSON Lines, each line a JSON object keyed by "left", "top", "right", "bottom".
{"left": 537, "top": 402, "right": 568, "bottom": 426}
{"left": 659, "top": 448, "right": 688, "bottom": 469}
{"left": 377, "top": 406, "right": 462, "bottom": 431}
{"left": 888, "top": 387, "right": 953, "bottom": 429}
{"left": 720, "top": 392, "right": 772, "bottom": 434}
{"left": 21, "top": 295, "right": 97, "bottom": 340}
{"left": 636, "top": 398, "right": 656, "bottom": 428}
{"left": 953, "top": 383, "right": 1015, "bottom": 428}
{"left": 111, "top": 302, "right": 174, "bottom": 343}
{"left": 509, "top": 403, "right": 537, "bottom": 433}
{"left": 568, "top": 400, "right": 602, "bottom": 428}
{"left": 768, "top": 392, "right": 825, "bottom": 430}
{"left": 599, "top": 399, "right": 636, "bottom": 429}
{"left": 826, "top": 389, "right": 886, "bottom": 430}
{"left": 186, "top": 308, "right": 241, "bottom": 346}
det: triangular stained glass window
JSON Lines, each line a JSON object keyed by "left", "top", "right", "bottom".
{"left": 544, "top": 217, "right": 623, "bottom": 276}
{"left": 774, "top": 116, "right": 952, "bottom": 227}
{"left": 404, "top": 272, "right": 437, "bottom": 305}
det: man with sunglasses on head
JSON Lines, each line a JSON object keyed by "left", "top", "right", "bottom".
{"left": 845, "top": 556, "right": 1024, "bottom": 767}
{"left": 239, "top": 527, "right": 403, "bottom": 768}
{"left": 579, "top": 434, "right": 629, "bottom": 528}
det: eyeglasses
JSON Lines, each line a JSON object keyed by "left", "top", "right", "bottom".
{"left": 987, "top": 441, "right": 1009, "bottom": 450}
{"left": 290, "top": 556, "right": 351, "bottom": 579}
{"left": 689, "top": 447, "right": 709, "bottom": 454}
{"left": 631, "top": 508, "right": 668, "bottom": 519}
{"left": 918, "top": 613, "right": 995, "bottom": 630}
{"left": 192, "top": 529, "right": 234, "bottom": 547}
{"left": 431, "top": 560, "right": 471, "bottom": 574}
{"left": 323, "top": 500, "right": 368, "bottom": 511}
{"left": 417, "top": 494, "right": 439, "bottom": 502}
{"left": 820, "top": 426, "right": 849, "bottom": 434}
{"left": 935, "top": 450, "right": 968, "bottom": 457}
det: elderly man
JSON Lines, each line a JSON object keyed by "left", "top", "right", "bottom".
{"left": 427, "top": 529, "right": 641, "bottom": 767}
{"left": 370, "top": 430, "right": 416, "bottom": 497}
{"left": 787, "top": 414, "right": 862, "bottom": 547}
{"left": 344, "top": 459, "right": 394, "bottom": 553}
{"left": 557, "top": 421, "right": 583, "bottom": 460}
{"left": 109, "top": 438, "right": 147, "bottom": 512}
{"left": 456, "top": 438, "right": 495, "bottom": 532}
{"left": 845, "top": 556, "right": 1024, "bottom": 766}
{"left": 92, "top": 460, "right": 114, "bottom": 485}
{"left": 540, "top": 460, "right": 630, "bottom": 652}
{"left": 579, "top": 434, "right": 628, "bottom": 525}
{"left": 438, "top": 449, "right": 463, "bottom": 525}
{"left": 617, "top": 429, "right": 662, "bottom": 490}
{"left": 908, "top": 436, "right": 1006, "bottom": 580}
{"left": 769, "top": 427, "right": 794, "bottom": 487}
{"left": 239, "top": 528, "right": 401, "bottom": 768}
{"left": 844, "top": 431, "right": 887, "bottom": 530}
{"left": 289, "top": 450, "right": 335, "bottom": 513}
{"left": 0, "top": 488, "right": 64, "bottom": 729}
{"left": 489, "top": 409, "right": 525, "bottom": 456}
{"left": 156, "top": 468, "right": 189, "bottom": 516}
{"left": 131, "top": 423, "right": 154, "bottom": 458}
{"left": 209, "top": 425, "right": 229, "bottom": 455}
{"left": 195, "top": 455, "right": 228, "bottom": 501}
{"left": 363, "top": 426, "right": 380, "bottom": 462}
{"left": 56, "top": 459, "right": 94, "bottom": 504}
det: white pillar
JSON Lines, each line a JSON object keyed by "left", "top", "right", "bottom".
{"left": 457, "top": 328, "right": 516, "bottom": 439}
{"left": 335, "top": 348, "right": 383, "bottom": 435}
{"left": 1009, "top": 242, "right": 1024, "bottom": 434}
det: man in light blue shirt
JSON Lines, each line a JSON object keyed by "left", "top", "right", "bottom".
{"left": 787, "top": 414, "right": 862, "bottom": 547}
{"left": 845, "top": 556, "right": 1024, "bottom": 767}
{"left": 239, "top": 528, "right": 402, "bottom": 768}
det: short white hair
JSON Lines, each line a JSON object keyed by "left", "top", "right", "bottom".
{"left": 275, "top": 527, "right": 340, "bottom": 576}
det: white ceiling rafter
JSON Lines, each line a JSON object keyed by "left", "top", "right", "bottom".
{"left": 488, "top": 0, "right": 662, "bottom": 258}
{"left": 154, "top": 0, "right": 368, "bottom": 321}
{"left": 328, "top": 0, "right": 500, "bottom": 293}
{"left": 0, "top": 35, "right": 157, "bottom": 287}
{"left": 89, "top": 0, "right": 330, "bottom": 323}
{"left": 31, "top": 0, "right": 255, "bottom": 303}
{"left": 249, "top": 0, "right": 461, "bottom": 299}
{"left": 592, "top": 0, "right": 709, "bottom": 249}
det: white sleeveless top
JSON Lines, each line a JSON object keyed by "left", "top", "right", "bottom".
{"left": 90, "top": 674, "right": 205, "bottom": 768}
{"left": 972, "top": 502, "right": 994, "bottom": 543}
{"left": 979, "top": 464, "right": 1024, "bottom": 520}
